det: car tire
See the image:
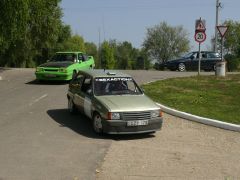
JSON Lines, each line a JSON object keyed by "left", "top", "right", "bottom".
{"left": 93, "top": 113, "right": 103, "bottom": 134}
{"left": 178, "top": 63, "right": 186, "bottom": 72}
{"left": 68, "top": 98, "right": 77, "bottom": 114}
{"left": 213, "top": 64, "right": 216, "bottom": 71}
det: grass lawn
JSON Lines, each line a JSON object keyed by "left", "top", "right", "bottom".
{"left": 142, "top": 74, "right": 240, "bottom": 125}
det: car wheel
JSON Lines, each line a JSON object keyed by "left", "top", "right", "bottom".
{"left": 93, "top": 113, "right": 103, "bottom": 134}
{"left": 178, "top": 63, "right": 186, "bottom": 72}
{"left": 68, "top": 98, "right": 77, "bottom": 114}
{"left": 213, "top": 64, "right": 216, "bottom": 71}
{"left": 72, "top": 70, "right": 77, "bottom": 79}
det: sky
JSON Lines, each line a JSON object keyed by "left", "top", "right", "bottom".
{"left": 61, "top": 0, "right": 240, "bottom": 51}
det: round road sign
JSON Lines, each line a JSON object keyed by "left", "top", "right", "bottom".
{"left": 195, "top": 31, "right": 206, "bottom": 43}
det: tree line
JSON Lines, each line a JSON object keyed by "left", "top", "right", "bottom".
{"left": 0, "top": 0, "right": 239, "bottom": 70}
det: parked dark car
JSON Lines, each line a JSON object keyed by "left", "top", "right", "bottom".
{"left": 165, "top": 51, "right": 222, "bottom": 72}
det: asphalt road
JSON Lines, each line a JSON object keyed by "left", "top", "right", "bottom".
{"left": 0, "top": 68, "right": 239, "bottom": 180}
{"left": 0, "top": 68, "right": 111, "bottom": 180}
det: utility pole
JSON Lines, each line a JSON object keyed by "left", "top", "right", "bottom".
{"left": 215, "top": 0, "right": 221, "bottom": 52}
{"left": 98, "top": 28, "right": 101, "bottom": 68}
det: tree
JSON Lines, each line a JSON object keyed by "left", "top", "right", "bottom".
{"left": 85, "top": 42, "right": 98, "bottom": 67}
{"left": 222, "top": 20, "right": 240, "bottom": 71}
{"left": 223, "top": 20, "right": 240, "bottom": 56}
{"left": 115, "top": 41, "right": 133, "bottom": 69}
{"left": 100, "top": 41, "right": 115, "bottom": 69}
{"left": 134, "top": 48, "right": 151, "bottom": 70}
{"left": 143, "top": 22, "right": 190, "bottom": 64}
{"left": 0, "top": 0, "right": 65, "bottom": 67}
{"left": 62, "top": 34, "right": 86, "bottom": 52}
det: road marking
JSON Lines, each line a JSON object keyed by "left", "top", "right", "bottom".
{"left": 29, "top": 94, "right": 48, "bottom": 106}
{"left": 0, "top": 76, "right": 2, "bottom": 80}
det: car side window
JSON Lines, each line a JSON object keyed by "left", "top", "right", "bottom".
{"left": 78, "top": 54, "right": 83, "bottom": 61}
{"left": 191, "top": 52, "right": 198, "bottom": 59}
{"left": 207, "top": 52, "right": 221, "bottom": 59}
{"left": 201, "top": 52, "right": 207, "bottom": 58}
{"left": 81, "top": 76, "right": 92, "bottom": 95}
{"left": 83, "top": 54, "right": 88, "bottom": 61}
{"left": 71, "top": 74, "right": 84, "bottom": 86}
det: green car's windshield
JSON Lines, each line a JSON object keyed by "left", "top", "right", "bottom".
{"left": 94, "top": 77, "right": 143, "bottom": 96}
{"left": 51, "top": 54, "right": 75, "bottom": 62}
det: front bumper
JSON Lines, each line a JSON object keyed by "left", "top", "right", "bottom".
{"left": 102, "top": 117, "right": 163, "bottom": 134}
{"left": 35, "top": 72, "right": 72, "bottom": 81}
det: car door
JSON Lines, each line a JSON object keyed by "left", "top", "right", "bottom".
{"left": 69, "top": 73, "right": 84, "bottom": 110}
{"left": 206, "top": 52, "right": 221, "bottom": 71}
{"left": 200, "top": 52, "right": 208, "bottom": 70}
{"left": 187, "top": 52, "right": 199, "bottom": 70}
{"left": 75, "top": 75, "right": 93, "bottom": 117}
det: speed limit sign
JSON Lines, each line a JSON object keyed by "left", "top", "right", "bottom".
{"left": 195, "top": 31, "right": 206, "bottom": 43}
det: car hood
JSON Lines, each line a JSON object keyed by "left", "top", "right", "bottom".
{"left": 39, "top": 61, "right": 73, "bottom": 68}
{"left": 95, "top": 95, "right": 159, "bottom": 112}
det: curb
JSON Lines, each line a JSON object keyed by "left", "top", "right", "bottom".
{"left": 157, "top": 103, "right": 240, "bottom": 132}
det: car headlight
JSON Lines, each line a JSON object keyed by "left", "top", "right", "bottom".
{"left": 36, "top": 67, "right": 43, "bottom": 72}
{"left": 108, "top": 112, "right": 121, "bottom": 120}
{"left": 151, "top": 109, "right": 162, "bottom": 118}
{"left": 59, "top": 68, "right": 67, "bottom": 73}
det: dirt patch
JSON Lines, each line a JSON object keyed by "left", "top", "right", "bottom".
{"left": 97, "top": 113, "right": 240, "bottom": 180}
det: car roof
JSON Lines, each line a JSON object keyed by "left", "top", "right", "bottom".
{"left": 79, "top": 69, "right": 132, "bottom": 78}
{"left": 191, "top": 51, "right": 219, "bottom": 53}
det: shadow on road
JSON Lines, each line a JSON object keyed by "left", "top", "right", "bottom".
{"left": 47, "top": 108, "right": 155, "bottom": 140}
{"left": 26, "top": 79, "right": 69, "bottom": 85}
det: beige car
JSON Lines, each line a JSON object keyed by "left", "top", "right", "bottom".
{"left": 67, "top": 70, "right": 163, "bottom": 134}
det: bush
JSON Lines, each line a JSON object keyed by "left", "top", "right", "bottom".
{"left": 225, "top": 54, "right": 240, "bottom": 71}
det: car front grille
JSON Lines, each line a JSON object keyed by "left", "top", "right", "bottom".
{"left": 44, "top": 69, "right": 58, "bottom": 72}
{"left": 122, "top": 111, "right": 151, "bottom": 121}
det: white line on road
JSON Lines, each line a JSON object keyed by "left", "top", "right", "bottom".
{"left": 29, "top": 94, "right": 48, "bottom": 106}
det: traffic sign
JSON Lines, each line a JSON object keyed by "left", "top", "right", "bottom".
{"left": 195, "top": 19, "right": 206, "bottom": 32}
{"left": 195, "top": 31, "right": 206, "bottom": 43}
{"left": 217, "top": 25, "right": 228, "bottom": 37}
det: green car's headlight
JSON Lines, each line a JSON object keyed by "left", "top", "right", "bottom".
{"left": 108, "top": 112, "right": 121, "bottom": 120}
{"left": 36, "top": 67, "right": 43, "bottom": 72}
{"left": 59, "top": 68, "right": 67, "bottom": 73}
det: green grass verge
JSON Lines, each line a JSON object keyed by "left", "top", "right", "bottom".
{"left": 142, "top": 74, "right": 240, "bottom": 125}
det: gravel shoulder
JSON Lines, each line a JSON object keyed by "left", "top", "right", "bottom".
{"left": 97, "top": 113, "right": 240, "bottom": 180}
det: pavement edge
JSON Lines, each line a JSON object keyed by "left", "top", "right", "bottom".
{"left": 157, "top": 103, "right": 240, "bottom": 132}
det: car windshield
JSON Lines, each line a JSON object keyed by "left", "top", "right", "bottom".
{"left": 94, "top": 77, "right": 143, "bottom": 96}
{"left": 51, "top": 54, "right": 75, "bottom": 62}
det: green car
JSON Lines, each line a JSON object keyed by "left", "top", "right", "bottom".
{"left": 67, "top": 69, "right": 163, "bottom": 134}
{"left": 35, "top": 51, "right": 95, "bottom": 81}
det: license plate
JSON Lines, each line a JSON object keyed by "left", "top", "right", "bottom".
{"left": 127, "top": 120, "right": 148, "bottom": 126}
{"left": 45, "top": 74, "right": 56, "bottom": 77}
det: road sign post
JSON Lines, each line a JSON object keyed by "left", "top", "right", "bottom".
{"left": 195, "top": 18, "right": 206, "bottom": 76}
{"left": 215, "top": 25, "right": 228, "bottom": 77}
